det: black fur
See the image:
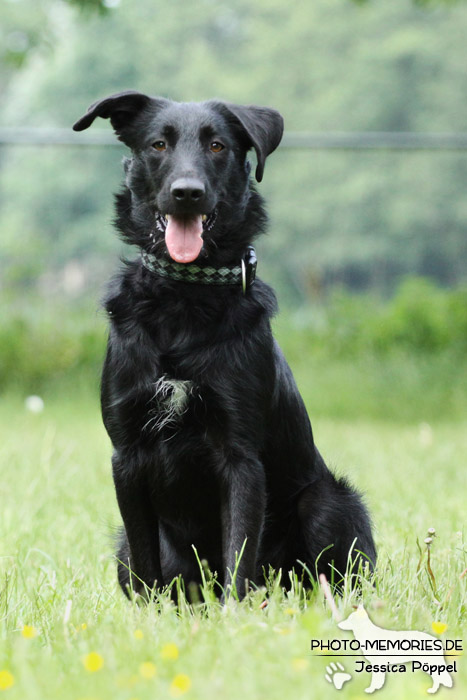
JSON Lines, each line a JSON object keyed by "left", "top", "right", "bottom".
{"left": 73, "top": 92, "right": 376, "bottom": 600}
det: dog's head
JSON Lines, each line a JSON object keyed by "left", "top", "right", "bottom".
{"left": 337, "top": 605, "right": 369, "bottom": 631}
{"left": 73, "top": 91, "right": 283, "bottom": 263}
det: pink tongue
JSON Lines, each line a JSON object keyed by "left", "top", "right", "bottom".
{"left": 165, "top": 215, "right": 203, "bottom": 263}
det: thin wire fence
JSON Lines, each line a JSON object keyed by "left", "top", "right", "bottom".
{"left": 1, "top": 129, "right": 466, "bottom": 303}
{"left": 1, "top": 127, "right": 467, "bottom": 150}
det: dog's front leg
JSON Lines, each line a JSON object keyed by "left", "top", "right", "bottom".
{"left": 112, "top": 452, "right": 163, "bottom": 598}
{"left": 365, "top": 669, "right": 386, "bottom": 694}
{"left": 221, "top": 459, "right": 266, "bottom": 601}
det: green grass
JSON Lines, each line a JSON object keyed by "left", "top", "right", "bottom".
{"left": 0, "top": 387, "right": 466, "bottom": 699}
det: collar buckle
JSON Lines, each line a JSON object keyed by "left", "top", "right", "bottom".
{"left": 241, "top": 245, "right": 257, "bottom": 294}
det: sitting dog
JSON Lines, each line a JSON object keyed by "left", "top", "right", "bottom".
{"left": 73, "top": 92, "right": 376, "bottom": 600}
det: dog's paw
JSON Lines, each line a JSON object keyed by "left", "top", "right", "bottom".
{"left": 325, "top": 662, "right": 352, "bottom": 690}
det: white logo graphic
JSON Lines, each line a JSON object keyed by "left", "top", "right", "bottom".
{"left": 325, "top": 661, "right": 352, "bottom": 690}
{"left": 337, "top": 606, "right": 454, "bottom": 694}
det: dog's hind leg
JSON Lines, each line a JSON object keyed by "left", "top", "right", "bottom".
{"left": 427, "top": 677, "right": 441, "bottom": 695}
{"left": 297, "top": 458, "right": 376, "bottom": 585}
{"left": 427, "top": 668, "right": 453, "bottom": 693}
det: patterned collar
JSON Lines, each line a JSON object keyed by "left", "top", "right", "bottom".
{"left": 141, "top": 246, "right": 257, "bottom": 293}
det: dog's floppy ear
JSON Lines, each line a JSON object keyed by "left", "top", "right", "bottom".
{"left": 72, "top": 90, "right": 156, "bottom": 141}
{"left": 217, "top": 102, "right": 284, "bottom": 182}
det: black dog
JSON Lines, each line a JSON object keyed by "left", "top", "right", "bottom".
{"left": 73, "top": 92, "right": 376, "bottom": 600}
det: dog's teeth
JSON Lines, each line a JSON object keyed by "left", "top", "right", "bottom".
{"left": 165, "top": 214, "right": 169, "bottom": 221}
{"left": 202, "top": 215, "right": 207, "bottom": 222}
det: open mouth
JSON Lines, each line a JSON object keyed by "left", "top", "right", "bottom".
{"left": 155, "top": 211, "right": 217, "bottom": 263}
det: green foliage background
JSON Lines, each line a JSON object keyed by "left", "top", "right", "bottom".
{"left": 2, "top": 278, "right": 466, "bottom": 424}
{"left": 1, "top": 0, "right": 467, "bottom": 305}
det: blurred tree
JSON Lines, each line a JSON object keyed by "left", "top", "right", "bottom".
{"left": 353, "top": 0, "right": 464, "bottom": 5}
{"left": 68, "top": 0, "right": 110, "bottom": 11}
{"left": 1, "top": 0, "right": 467, "bottom": 303}
{"left": 0, "top": 1, "right": 110, "bottom": 94}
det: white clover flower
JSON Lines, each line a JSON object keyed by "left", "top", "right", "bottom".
{"left": 25, "top": 396, "right": 44, "bottom": 413}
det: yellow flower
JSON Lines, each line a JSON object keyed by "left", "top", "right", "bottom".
{"left": 139, "top": 662, "right": 157, "bottom": 679}
{"left": 21, "top": 625, "right": 37, "bottom": 639}
{"left": 170, "top": 673, "right": 191, "bottom": 697}
{"left": 161, "top": 643, "right": 179, "bottom": 661}
{"left": 292, "top": 658, "right": 309, "bottom": 672}
{"left": 81, "top": 623, "right": 88, "bottom": 631}
{"left": 83, "top": 652, "right": 104, "bottom": 672}
{"left": 134, "top": 629, "right": 144, "bottom": 640}
{"left": 284, "top": 607, "right": 296, "bottom": 616}
{"left": 432, "top": 622, "right": 448, "bottom": 635}
{"left": 0, "top": 670, "right": 14, "bottom": 690}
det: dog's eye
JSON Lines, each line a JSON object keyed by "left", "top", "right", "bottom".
{"left": 210, "top": 142, "right": 225, "bottom": 153}
{"left": 152, "top": 141, "right": 167, "bottom": 151}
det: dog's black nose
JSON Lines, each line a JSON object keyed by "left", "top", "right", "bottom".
{"left": 171, "top": 178, "right": 205, "bottom": 203}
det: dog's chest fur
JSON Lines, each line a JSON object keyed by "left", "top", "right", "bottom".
{"left": 147, "top": 375, "right": 194, "bottom": 432}
{"left": 102, "top": 269, "right": 279, "bottom": 458}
